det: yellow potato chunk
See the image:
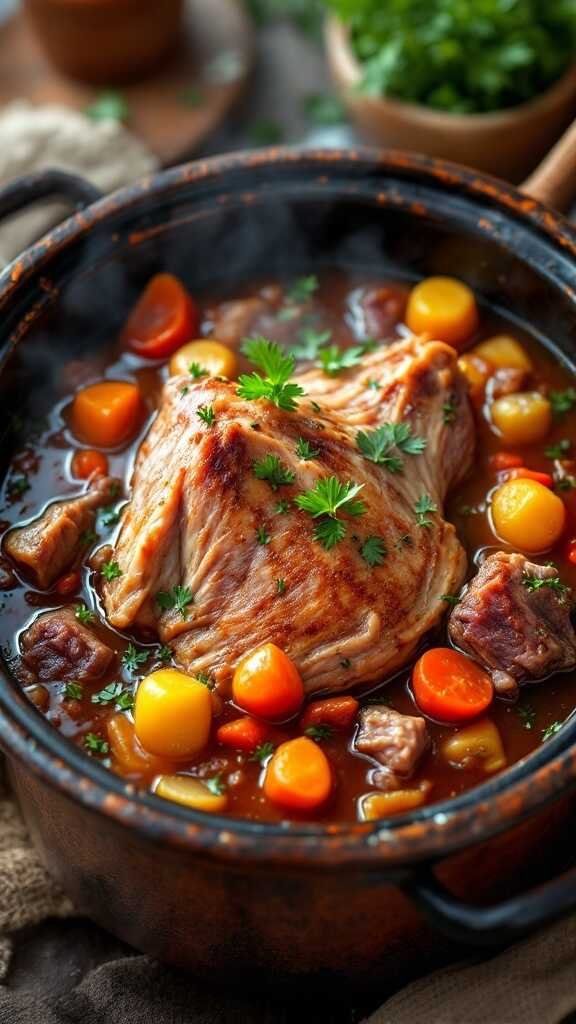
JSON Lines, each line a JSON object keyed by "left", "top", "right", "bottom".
{"left": 473, "top": 335, "right": 532, "bottom": 372}
{"left": 405, "top": 276, "right": 478, "bottom": 349}
{"left": 155, "top": 775, "right": 228, "bottom": 813}
{"left": 492, "top": 477, "right": 565, "bottom": 553}
{"left": 458, "top": 353, "right": 491, "bottom": 401}
{"left": 169, "top": 339, "right": 237, "bottom": 379}
{"left": 359, "top": 788, "right": 427, "bottom": 821}
{"left": 441, "top": 719, "right": 506, "bottom": 774}
{"left": 134, "top": 669, "right": 212, "bottom": 759}
{"left": 491, "top": 391, "right": 551, "bottom": 445}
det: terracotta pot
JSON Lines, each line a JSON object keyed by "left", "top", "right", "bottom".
{"left": 23, "top": 0, "right": 184, "bottom": 85}
{"left": 0, "top": 150, "right": 576, "bottom": 988}
{"left": 325, "top": 15, "right": 576, "bottom": 182}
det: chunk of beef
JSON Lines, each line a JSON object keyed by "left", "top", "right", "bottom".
{"left": 449, "top": 552, "right": 576, "bottom": 700}
{"left": 355, "top": 705, "right": 430, "bottom": 791}
{"left": 4, "top": 475, "right": 120, "bottom": 589}
{"left": 19, "top": 607, "right": 113, "bottom": 682}
{"left": 359, "top": 285, "right": 409, "bottom": 340}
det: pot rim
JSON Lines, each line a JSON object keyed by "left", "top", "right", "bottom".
{"left": 1, "top": 146, "right": 576, "bottom": 871}
{"left": 325, "top": 14, "right": 576, "bottom": 130}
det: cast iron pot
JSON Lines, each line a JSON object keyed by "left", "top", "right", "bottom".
{"left": 1, "top": 150, "right": 576, "bottom": 991}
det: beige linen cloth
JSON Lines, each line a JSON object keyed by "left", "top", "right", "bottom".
{"left": 1, "top": 102, "right": 576, "bottom": 1024}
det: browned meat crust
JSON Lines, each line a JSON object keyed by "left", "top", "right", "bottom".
{"left": 101, "top": 335, "right": 474, "bottom": 694}
{"left": 4, "top": 475, "right": 120, "bottom": 589}
{"left": 449, "top": 552, "right": 576, "bottom": 700}
{"left": 19, "top": 607, "right": 114, "bottom": 682}
{"left": 355, "top": 705, "right": 429, "bottom": 791}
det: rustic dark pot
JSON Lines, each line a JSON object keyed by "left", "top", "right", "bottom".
{"left": 1, "top": 152, "right": 576, "bottom": 991}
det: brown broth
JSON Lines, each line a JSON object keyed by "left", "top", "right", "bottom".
{"left": 1, "top": 269, "right": 575, "bottom": 824}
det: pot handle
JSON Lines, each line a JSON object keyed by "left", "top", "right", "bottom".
{"left": 522, "top": 115, "right": 576, "bottom": 213}
{"left": 404, "top": 862, "right": 576, "bottom": 946}
{"left": 0, "top": 169, "right": 102, "bottom": 223}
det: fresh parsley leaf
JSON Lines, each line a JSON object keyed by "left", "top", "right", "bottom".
{"left": 80, "top": 528, "right": 98, "bottom": 546}
{"left": 313, "top": 518, "right": 346, "bottom": 549}
{"left": 205, "top": 774, "right": 227, "bottom": 795}
{"left": 286, "top": 275, "right": 318, "bottom": 304}
{"left": 85, "top": 90, "right": 129, "bottom": 122}
{"left": 156, "top": 585, "right": 194, "bottom": 618}
{"left": 275, "top": 499, "right": 291, "bottom": 514}
{"left": 545, "top": 439, "right": 572, "bottom": 459}
{"left": 188, "top": 362, "right": 207, "bottom": 379}
{"left": 195, "top": 671, "right": 215, "bottom": 689}
{"left": 197, "top": 404, "right": 215, "bottom": 426}
{"left": 74, "top": 604, "right": 94, "bottom": 625}
{"left": 238, "top": 338, "right": 304, "bottom": 411}
{"left": 100, "top": 506, "right": 120, "bottom": 528}
{"left": 116, "top": 690, "right": 135, "bottom": 712}
{"left": 303, "top": 93, "right": 346, "bottom": 124}
{"left": 556, "top": 477, "right": 576, "bottom": 492}
{"left": 84, "top": 732, "right": 109, "bottom": 755}
{"left": 91, "top": 681, "right": 124, "bottom": 706}
{"left": 180, "top": 386, "right": 189, "bottom": 397}
{"left": 253, "top": 454, "right": 295, "bottom": 490}
{"left": 295, "top": 437, "right": 319, "bottom": 460}
{"left": 317, "top": 344, "right": 365, "bottom": 377}
{"left": 9, "top": 476, "right": 30, "bottom": 498}
{"left": 64, "top": 682, "right": 83, "bottom": 702}
{"left": 290, "top": 327, "right": 332, "bottom": 361}
{"left": 310, "top": 400, "right": 322, "bottom": 414}
{"left": 121, "top": 643, "right": 148, "bottom": 673}
{"left": 366, "top": 379, "right": 381, "bottom": 390}
{"left": 414, "top": 494, "right": 438, "bottom": 528}
{"left": 522, "top": 572, "right": 569, "bottom": 599}
{"left": 442, "top": 401, "right": 456, "bottom": 425}
{"left": 542, "top": 720, "right": 563, "bottom": 742}
{"left": 101, "top": 560, "right": 122, "bottom": 582}
{"left": 305, "top": 724, "right": 333, "bottom": 742}
{"left": 256, "top": 525, "right": 270, "bottom": 545}
{"left": 340, "top": 657, "right": 351, "bottom": 669}
{"left": 157, "top": 644, "right": 173, "bottom": 665}
{"left": 550, "top": 388, "right": 576, "bottom": 418}
{"left": 249, "top": 742, "right": 275, "bottom": 764}
{"left": 356, "top": 422, "right": 427, "bottom": 472}
{"left": 517, "top": 703, "right": 536, "bottom": 731}
{"left": 441, "top": 594, "right": 460, "bottom": 606}
{"left": 360, "top": 535, "right": 387, "bottom": 566}
{"left": 276, "top": 578, "right": 286, "bottom": 595}
{"left": 295, "top": 477, "right": 366, "bottom": 519}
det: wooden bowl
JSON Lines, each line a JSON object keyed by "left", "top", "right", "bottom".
{"left": 325, "top": 15, "right": 576, "bottom": 182}
{"left": 22, "top": 0, "right": 184, "bottom": 85}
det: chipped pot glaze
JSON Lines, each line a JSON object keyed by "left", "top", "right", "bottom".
{"left": 1, "top": 150, "right": 576, "bottom": 988}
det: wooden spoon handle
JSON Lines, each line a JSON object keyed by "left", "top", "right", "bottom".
{"left": 522, "top": 115, "right": 576, "bottom": 212}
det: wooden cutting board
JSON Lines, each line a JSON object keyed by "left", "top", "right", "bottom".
{"left": 0, "top": 0, "right": 255, "bottom": 166}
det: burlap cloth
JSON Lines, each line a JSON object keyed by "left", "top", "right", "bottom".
{"left": 1, "top": 102, "right": 576, "bottom": 1024}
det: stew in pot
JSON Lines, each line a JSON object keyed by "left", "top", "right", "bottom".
{"left": 2, "top": 270, "right": 576, "bottom": 823}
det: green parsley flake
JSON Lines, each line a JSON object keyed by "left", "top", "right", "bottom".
{"left": 121, "top": 643, "right": 148, "bottom": 673}
{"left": 360, "top": 536, "right": 387, "bottom": 566}
{"left": 238, "top": 338, "right": 305, "bottom": 412}
{"left": 253, "top": 454, "right": 295, "bottom": 490}
{"left": 197, "top": 404, "right": 215, "bottom": 427}
{"left": 305, "top": 724, "right": 333, "bottom": 742}
{"left": 276, "top": 578, "right": 286, "bottom": 595}
{"left": 101, "top": 560, "right": 122, "bottom": 582}
{"left": 64, "top": 682, "right": 83, "bottom": 702}
{"left": 156, "top": 585, "right": 195, "bottom": 618}
{"left": 295, "top": 437, "right": 319, "bottom": 460}
{"left": 84, "top": 733, "right": 109, "bottom": 756}
{"left": 356, "top": 422, "right": 427, "bottom": 472}
{"left": 249, "top": 742, "right": 275, "bottom": 764}
{"left": 74, "top": 604, "right": 94, "bottom": 625}
{"left": 256, "top": 525, "right": 271, "bottom": 545}
{"left": 414, "top": 495, "right": 438, "bottom": 528}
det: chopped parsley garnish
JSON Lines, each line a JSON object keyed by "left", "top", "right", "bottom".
{"left": 360, "top": 535, "right": 387, "bottom": 566}
{"left": 85, "top": 90, "right": 128, "bottom": 122}
{"left": 313, "top": 518, "right": 346, "bottom": 549}
{"left": 250, "top": 742, "right": 275, "bottom": 764}
{"left": 253, "top": 454, "right": 295, "bottom": 490}
{"left": 317, "top": 344, "right": 365, "bottom": 377}
{"left": 238, "top": 338, "right": 305, "bottom": 412}
{"left": 80, "top": 528, "right": 98, "bottom": 546}
{"left": 295, "top": 477, "right": 366, "bottom": 549}
{"left": 295, "top": 437, "right": 319, "bottom": 460}
{"left": 256, "top": 525, "right": 270, "bottom": 545}
{"left": 356, "top": 422, "right": 427, "bottom": 472}
{"left": 275, "top": 499, "right": 291, "bottom": 514}
{"left": 340, "top": 657, "right": 351, "bottom": 669}
{"left": 549, "top": 388, "right": 576, "bottom": 418}
{"left": 74, "top": 604, "right": 94, "bottom": 625}
{"left": 441, "top": 594, "right": 460, "bottom": 606}
{"left": 9, "top": 476, "right": 30, "bottom": 498}
{"left": 542, "top": 720, "right": 563, "bottom": 741}
{"left": 310, "top": 400, "right": 322, "bottom": 414}
{"left": 84, "top": 733, "right": 109, "bottom": 756}
{"left": 414, "top": 494, "right": 438, "bottom": 528}
{"left": 100, "top": 506, "right": 121, "bottom": 528}
{"left": 290, "top": 327, "right": 332, "bottom": 361}
{"left": 195, "top": 671, "right": 215, "bottom": 689}
{"left": 156, "top": 585, "right": 194, "bottom": 618}
{"left": 522, "top": 572, "right": 569, "bottom": 599}
{"left": 101, "top": 560, "right": 122, "bottom": 582}
{"left": 64, "top": 682, "right": 83, "bottom": 702}
{"left": 556, "top": 477, "right": 576, "bottom": 492}
{"left": 305, "top": 724, "right": 333, "bottom": 742}
{"left": 205, "top": 774, "right": 227, "bottom": 795}
{"left": 91, "top": 682, "right": 133, "bottom": 711}
{"left": 157, "top": 645, "right": 173, "bottom": 665}
{"left": 197, "top": 404, "right": 215, "bottom": 427}
{"left": 188, "top": 362, "right": 207, "bottom": 378}
{"left": 180, "top": 386, "right": 189, "bottom": 397}
{"left": 121, "top": 643, "right": 148, "bottom": 673}
{"left": 517, "top": 703, "right": 536, "bottom": 731}
{"left": 366, "top": 379, "right": 381, "bottom": 390}
{"left": 545, "top": 438, "right": 571, "bottom": 459}
{"left": 442, "top": 401, "right": 457, "bottom": 425}
{"left": 276, "top": 578, "right": 286, "bottom": 595}
{"left": 286, "top": 275, "right": 318, "bottom": 305}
